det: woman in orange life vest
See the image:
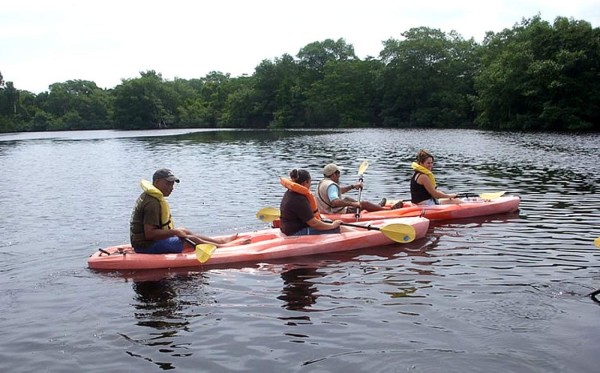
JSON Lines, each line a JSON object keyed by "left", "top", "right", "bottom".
{"left": 410, "top": 149, "right": 459, "bottom": 206}
{"left": 279, "top": 169, "right": 343, "bottom": 236}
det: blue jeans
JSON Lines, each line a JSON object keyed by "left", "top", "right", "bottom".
{"left": 134, "top": 236, "right": 183, "bottom": 254}
{"left": 292, "top": 227, "right": 341, "bottom": 236}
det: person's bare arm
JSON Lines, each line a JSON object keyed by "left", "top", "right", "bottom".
{"left": 306, "top": 218, "right": 342, "bottom": 231}
{"left": 420, "top": 176, "right": 457, "bottom": 199}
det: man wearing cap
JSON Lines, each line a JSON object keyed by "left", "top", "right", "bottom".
{"left": 129, "top": 168, "right": 240, "bottom": 254}
{"left": 315, "top": 163, "right": 387, "bottom": 214}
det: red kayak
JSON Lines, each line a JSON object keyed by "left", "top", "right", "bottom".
{"left": 88, "top": 217, "right": 429, "bottom": 270}
{"left": 323, "top": 195, "right": 520, "bottom": 222}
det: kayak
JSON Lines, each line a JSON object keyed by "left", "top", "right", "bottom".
{"left": 323, "top": 195, "right": 520, "bottom": 222}
{"left": 88, "top": 217, "right": 430, "bottom": 270}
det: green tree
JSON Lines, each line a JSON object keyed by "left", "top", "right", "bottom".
{"left": 220, "top": 76, "right": 265, "bottom": 128}
{"left": 295, "top": 38, "right": 359, "bottom": 127}
{"left": 112, "top": 71, "right": 177, "bottom": 130}
{"left": 305, "top": 58, "right": 384, "bottom": 127}
{"left": 44, "top": 80, "right": 111, "bottom": 130}
{"left": 0, "top": 81, "right": 18, "bottom": 116}
{"left": 297, "top": 38, "right": 357, "bottom": 74}
{"left": 199, "top": 71, "right": 233, "bottom": 127}
{"left": 475, "top": 16, "right": 600, "bottom": 130}
{"left": 250, "top": 54, "right": 306, "bottom": 128}
{"left": 379, "top": 27, "right": 479, "bottom": 127}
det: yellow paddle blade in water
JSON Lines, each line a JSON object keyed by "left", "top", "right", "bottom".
{"left": 595, "top": 237, "right": 600, "bottom": 248}
{"left": 479, "top": 191, "right": 506, "bottom": 199}
{"left": 195, "top": 244, "right": 217, "bottom": 263}
{"left": 358, "top": 160, "right": 369, "bottom": 175}
{"left": 256, "top": 207, "right": 281, "bottom": 223}
{"left": 379, "top": 223, "right": 416, "bottom": 243}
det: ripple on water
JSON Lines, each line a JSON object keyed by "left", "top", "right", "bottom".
{"left": 1, "top": 129, "right": 600, "bottom": 371}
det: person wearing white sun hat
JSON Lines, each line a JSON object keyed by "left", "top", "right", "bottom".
{"left": 315, "top": 163, "right": 389, "bottom": 214}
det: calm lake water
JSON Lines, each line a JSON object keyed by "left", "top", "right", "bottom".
{"left": 0, "top": 128, "right": 599, "bottom": 372}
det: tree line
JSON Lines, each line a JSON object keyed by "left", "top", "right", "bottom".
{"left": 1, "top": 16, "right": 598, "bottom": 133}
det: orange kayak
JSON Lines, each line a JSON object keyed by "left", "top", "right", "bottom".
{"left": 88, "top": 217, "right": 429, "bottom": 270}
{"left": 323, "top": 196, "right": 520, "bottom": 222}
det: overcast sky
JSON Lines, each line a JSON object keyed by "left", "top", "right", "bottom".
{"left": 2, "top": 0, "right": 599, "bottom": 93}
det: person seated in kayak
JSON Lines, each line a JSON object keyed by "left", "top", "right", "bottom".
{"left": 130, "top": 168, "right": 243, "bottom": 254}
{"left": 279, "top": 169, "right": 343, "bottom": 236}
{"left": 410, "top": 149, "right": 459, "bottom": 206}
{"left": 315, "top": 163, "right": 388, "bottom": 214}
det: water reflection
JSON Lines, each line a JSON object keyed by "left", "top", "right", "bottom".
{"left": 122, "top": 274, "right": 210, "bottom": 370}
{"left": 278, "top": 266, "right": 322, "bottom": 311}
{"left": 132, "top": 279, "right": 190, "bottom": 329}
{"left": 177, "top": 128, "right": 341, "bottom": 144}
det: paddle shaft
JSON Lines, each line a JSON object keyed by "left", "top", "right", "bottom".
{"left": 342, "top": 221, "right": 378, "bottom": 230}
{"left": 355, "top": 160, "right": 369, "bottom": 221}
{"left": 265, "top": 209, "right": 416, "bottom": 243}
{"left": 387, "top": 191, "right": 506, "bottom": 206}
{"left": 458, "top": 191, "right": 506, "bottom": 199}
{"left": 355, "top": 174, "right": 364, "bottom": 221}
{"left": 342, "top": 220, "right": 416, "bottom": 243}
{"left": 323, "top": 218, "right": 382, "bottom": 232}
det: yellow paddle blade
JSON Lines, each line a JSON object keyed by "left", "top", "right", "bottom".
{"left": 479, "top": 191, "right": 506, "bottom": 199}
{"left": 256, "top": 207, "right": 281, "bottom": 223}
{"left": 195, "top": 244, "right": 217, "bottom": 263}
{"left": 379, "top": 224, "right": 416, "bottom": 243}
{"left": 595, "top": 237, "right": 600, "bottom": 248}
{"left": 358, "top": 160, "right": 369, "bottom": 175}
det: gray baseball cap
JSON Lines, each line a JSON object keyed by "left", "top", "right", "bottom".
{"left": 152, "top": 168, "right": 180, "bottom": 183}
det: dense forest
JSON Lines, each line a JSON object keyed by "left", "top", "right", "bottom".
{"left": 1, "top": 16, "right": 599, "bottom": 133}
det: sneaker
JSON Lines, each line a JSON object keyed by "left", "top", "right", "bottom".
{"left": 379, "top": 198, "right": 387, "bottom": 207}
{"left": 391, "top": 201, "right": 404, "bottom": 210}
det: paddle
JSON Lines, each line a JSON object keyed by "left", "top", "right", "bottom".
{"left": 386, "top": 191, "right": 507, "bottom": 207}
{"left": 595, "top": 237, "right": 600, "bottom": 248}
{"left": 355, "top": 160, "right": 369, "bottom": 221}
{"left": 184, "top": 238, "right": 217, "bottom": 263}
{"left": 256, "top": 206, "right": 281, "bottom": 223}
{"left": 458, "top": 191, "right": 507, "bottom": 200}
{"left": 335, "top": 220, "right": 415, "bottom": 243}
{"left": 255, "top": 207, "right": 416, "bottom": 243}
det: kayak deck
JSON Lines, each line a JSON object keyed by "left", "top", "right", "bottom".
{"left": 88, "top": 217, "right": 429, "bottom": 270}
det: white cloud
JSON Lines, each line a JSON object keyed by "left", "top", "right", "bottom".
{"left": 2, "top": 0, "right": 599, "bottom": 93}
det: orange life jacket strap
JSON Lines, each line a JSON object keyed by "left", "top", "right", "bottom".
{"left": 280, "top": 177, "right": 321, "bottom": 220}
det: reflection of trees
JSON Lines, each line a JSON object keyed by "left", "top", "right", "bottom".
{"left": 182, "top": 129, "right": 337, "bottom": 143}
{"left": 121, "top": 275, "right": 208, "bottom": 370}
{"left": 278, "top": 266, "right": 322, "bottom": 311}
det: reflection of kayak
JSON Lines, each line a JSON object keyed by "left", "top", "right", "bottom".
{"left": 323, "top": 196, "right": 520, "bottom": 222}
{"left": 87, "top": 217, "right": 430, "bottom": 270}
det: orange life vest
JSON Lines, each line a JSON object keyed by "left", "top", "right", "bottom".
{"left": 279, "top": 177, "right": 321, "bottom": 221}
